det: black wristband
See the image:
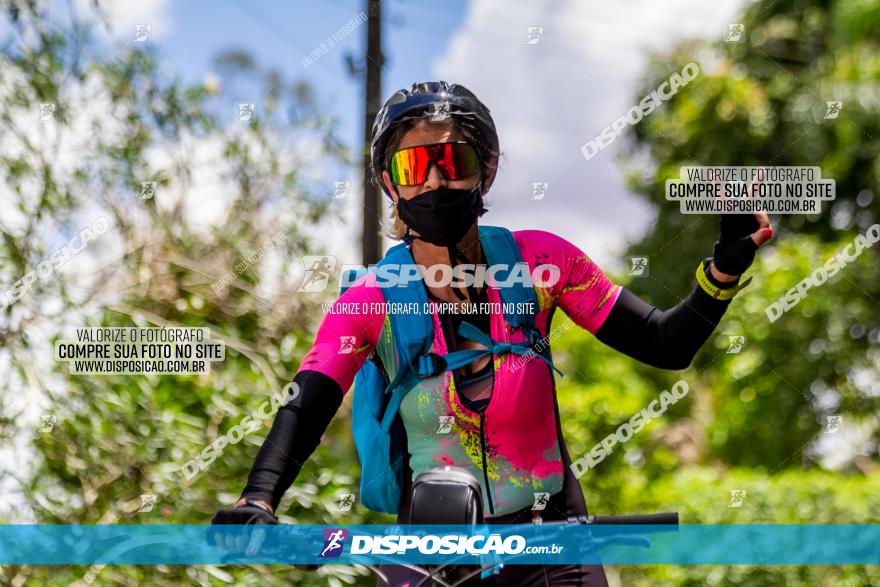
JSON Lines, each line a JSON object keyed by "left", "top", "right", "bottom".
{"left": 243, "top": 498, "right": 273, "bottom": 513}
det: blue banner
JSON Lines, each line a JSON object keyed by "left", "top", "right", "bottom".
{"left": 0, "top": 524, "right": 878, "bottom": 565}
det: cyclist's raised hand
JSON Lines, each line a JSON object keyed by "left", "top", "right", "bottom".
{"left": 710, "top": 165, "right": 777, "bottom": 279}
{"left": 712, "top": 212, "right": 774, "bottom": 279}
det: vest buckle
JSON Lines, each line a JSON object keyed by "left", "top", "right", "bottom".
{"left": 417, "top": 352, "right": 447, "bottom": 379}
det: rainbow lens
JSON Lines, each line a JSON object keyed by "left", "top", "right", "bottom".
{"left": 389, "top": 142, "right": 480, "bottom": 186}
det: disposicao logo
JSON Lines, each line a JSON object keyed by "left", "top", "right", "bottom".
{"left": 319, "top": 529, "right": 349, "bottom": 558}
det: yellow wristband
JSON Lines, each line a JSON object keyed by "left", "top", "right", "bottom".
{"left": 695, "top": 260, "right": 752, "bottom": 301}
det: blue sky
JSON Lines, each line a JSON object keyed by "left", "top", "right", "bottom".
{"left": 158, "top": 0, "right": 469, "bottom": 165}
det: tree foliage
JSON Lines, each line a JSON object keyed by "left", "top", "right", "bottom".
{"left": 2, "top": 1, "right": 878, "bottom": 586}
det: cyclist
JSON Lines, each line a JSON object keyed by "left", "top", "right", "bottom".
{"left": 212, "top": 81, "right": 774, "bottom": 585}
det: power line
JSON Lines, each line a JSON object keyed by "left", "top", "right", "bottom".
{"left": 385, "top": 21, "right": 657, "bottom": 79}
{"left": 224, "top": 0, "right": 312, "bottom": 55}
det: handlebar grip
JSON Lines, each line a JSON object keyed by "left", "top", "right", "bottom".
{"left": 590, "top": 512, "right": 678, "bottom": 525}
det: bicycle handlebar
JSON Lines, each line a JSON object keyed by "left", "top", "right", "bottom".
{"left": 587, "top": 512, "right": 679, "bottom": 525}
{"left": 540, "top": 512, "right": 679, "bottom": 526}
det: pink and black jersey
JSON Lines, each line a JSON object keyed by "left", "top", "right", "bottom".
{"left": 297, "top": 229, "right": 621, "bottom": 516}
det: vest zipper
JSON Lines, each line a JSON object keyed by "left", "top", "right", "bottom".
{"left": 479, "top": 412, "right": 495, "bottom": 516}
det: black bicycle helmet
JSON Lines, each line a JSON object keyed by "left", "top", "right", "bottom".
{"left": 370, "top": 81, "right": 500, "bottom": 197}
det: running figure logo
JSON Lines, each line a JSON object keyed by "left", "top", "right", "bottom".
{"left": 134, "top": 24, "right": 152, "bottom": 42}
{"left": 238, "top": 103, "right": 255, "bottom": 122}
{"left": 298, "top": 255, "right": 337, "bottom": 292}
{"left": 824, "top": 415, "right": 842, "bottom": 433}
{"left": 319, "top": 529, "right": 349, "bottom": 558}
{"left": 336, "top": 493, "right": 356, "bottom": 513}
{"left": 430, "top": 101, "right": 451, "bottom": 122}
{"left": 39, "top": 103, "right": 56, "bottom": 121}
{"left": 532, "top": 492, "right": 550, "bottom": 510}
{"left": 524, "top": 26, "right": 543, "bottom": 45}
{"left": 728, "top": 489, "right": 746, "bottom": 508}
{"left": 338, "top": 336, "right": 356, "bottom": 354}
{"left": 727, "top": 335, "right": 746, "bottom": 354}
{"left": 138, "top": 494, "right": 157, "bottom": 513}
{"left": 725, "top": 24, "right": 745, "bottom": 42}
{"left": 38, "top": 415, "right": 56, "bottom": 433}
{"left": 531, "top": 182, "right": 548, "bottom": 200}
{"left": 141, "top": 181, "right": 157, "bottom": 200}
{"left": 824, "top": 101, "right": 843, "bottom": 119}
{"left": 629, "top": 257, "right": 649, "bottom": 277}
{"left": 333, "top": 181, "right": 350, "bottom": 200}
{"left": 437, "top": 416, "right": 454, "bottom": 434}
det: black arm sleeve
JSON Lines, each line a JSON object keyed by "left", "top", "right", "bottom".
{"left": 239, "top": 369, "right": 343, "bottom": 511}
{"left": 595, "top": 274, "right": 735, "bottom": 370}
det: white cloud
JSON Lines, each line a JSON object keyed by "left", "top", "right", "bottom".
{"left": 75, "top": 0, "right": 173, "bottom": 41}
{"left": 434, "top": 0, "right": 748, "bottom": 272}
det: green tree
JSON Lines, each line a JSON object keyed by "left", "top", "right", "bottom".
{"left": 0, "top": 2, "right": 365, "bottom": 585}
{"left": 618, "top": 0, "right": 880, "bottom": 470}
{"left": 556, "top": 1, "right": 880, "bottom": 584}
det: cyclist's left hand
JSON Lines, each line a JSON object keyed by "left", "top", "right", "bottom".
{"left": 712, "top": 212, "right": 774, "bottom": 278}
{"left": 209, "top": 502, "right": 278, "bottom": 557}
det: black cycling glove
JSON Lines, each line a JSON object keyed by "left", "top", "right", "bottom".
{"left": 211, "top": 502, "right": 278, "bottom": 526}
{"left": 712, "top": 214, "right": 760, "bottom": 276}
{"left": 209, "top": 502, "right": 278, "bottom": 555}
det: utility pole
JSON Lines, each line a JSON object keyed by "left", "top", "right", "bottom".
{"left": 361, "top": 0, "right": 383, "bottom": 265}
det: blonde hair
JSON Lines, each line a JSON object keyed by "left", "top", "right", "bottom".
{"left": 384, "top": 202, "right": 409, "bottom": 241}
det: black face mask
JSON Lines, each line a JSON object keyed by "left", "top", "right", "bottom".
{"left": 395, "top": 185, "right": 486, "bottom": 247}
